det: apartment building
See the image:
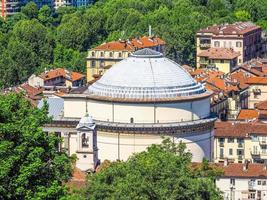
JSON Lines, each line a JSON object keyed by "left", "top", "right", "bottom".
{"left": 214, "top": 122, "right": 267, "bottom": 164}
{"left": 86, "top": 36, "right": 166, "bottom": 82}
{"left": 197, "top": 47, "right": 240, "bottom": 73}
{"left": 28, "top": 68, "right": 85, "bottom": 88}
{"left": 216, "top": 161, "right": 267, "bottom": 200}
{"left": 196, "top": 22, "right": 262, "bottom": 72}
{"left": 0, "top": 0, "right": 54, "bottom": 18}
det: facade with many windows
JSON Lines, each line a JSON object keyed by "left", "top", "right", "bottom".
{"left": 86, "top": 36, "right": 166, "bottom": 82}
{"left": 196, "top": 22, "right": 263, "bottom": 71}
{"left": 214, "top": 122, "right": 267, "bottom": 164}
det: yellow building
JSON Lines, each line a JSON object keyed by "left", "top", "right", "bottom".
{"left": 214, "top": 122, "right": 267, "bottom": 164}
{"left": 196, "top": 22, "right": 262, "bottom": 70}
{"left": 86, "top": 36, "right": 166, "bottom": 82}
{"left": 197, "top": 47, "right": 240, "bottom": 73}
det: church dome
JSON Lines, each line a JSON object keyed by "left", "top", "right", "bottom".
{"left": 88, "top": 48, "right": 206, "bottom": 101}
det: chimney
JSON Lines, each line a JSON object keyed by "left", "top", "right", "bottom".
{"left": 224, "top": 158, "right": 228, "bottom": 166}
{"left": 243, "top": 160, "right": 249, "bottom": 171}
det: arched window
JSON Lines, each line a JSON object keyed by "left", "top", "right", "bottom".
{"left": 118, "top": 52, "right": 122, "bottom": 57}
{"left": 100, "top": 52, "right": 104, "bottom": 57}
{"left": 91, "top": 51, "right": 95, "bottom": 57}
{"left": 130, "top": 117, "right": 134, "bottom": 123}
{"left": 109, "top": 52, "right": 113, "bottom": 57}
{"left": 81, "top": 133, "right": 89, "bottom": 148}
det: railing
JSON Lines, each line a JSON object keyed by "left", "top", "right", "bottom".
{"left": 199, "top": 43, "right": 211, "bottom": 48}
{"left": 251, "top": 150, "right": 260, "bottom": 156}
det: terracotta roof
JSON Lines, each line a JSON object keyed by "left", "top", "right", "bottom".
{"left": 214, "top": 121, "right": 267, "bottom": 137}
{"left": 198, "top": 48, "right": 240, "bottom": 60}
{"left": 220, "top": 163, "right": 267, "bottom": 178}
{"left": 93, "top": 36, "right": 165, "bottom": 51}
{"left": 197, "top": 22, "right": 260, "bottom": 36}
{"left": 237, "top": 109, "right": 259, "bottom": 120}
{"left": 19, "top": 83, "right": 44, "bottom": 97}
{"left": 39, "top": 68, "right": 85, "bottom": 82}
{"left": 246, "top": 77, "right": 267, "bottom": 85}
{"left": 256, "top": 101, "right": 267, "bottom": 110}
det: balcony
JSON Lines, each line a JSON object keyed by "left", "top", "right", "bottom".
{"left": 251, "top": 150, "right": 260, "bottom": 156}
{"left": 248, "top": 181, "right": 256, "bottom": 190}
{"left": 259, "top": 139, "right": 267, "bottom": 146}
{"left": 199, "top": 43, "right": 211, "bottom": 48}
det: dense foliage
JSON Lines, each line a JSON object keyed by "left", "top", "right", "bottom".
{"left": 81, "top": 139, "right": 223, "bottom": 200}
{"left": 0, "top": 93, "right": 72, "bottom": 199}
{"left": 0, "top": 0, "right": 266, "bottom": 88}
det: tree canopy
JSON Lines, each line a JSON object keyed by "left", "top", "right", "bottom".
{"left": 0, "top": 0, "right": 266, "bottom": 88}
{"left": 0, "top": 93, "right": 72, "bottom": 199}
{"left": 83, "top": 139, "right": 223, "bottom": 200}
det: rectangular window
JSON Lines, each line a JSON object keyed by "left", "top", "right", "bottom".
{"left": 263, "top": 181, "right": 266, "bottom": 185}
{"left": 91, "top": 60, "right": 96, "bottom": 68}
{"left": 214, "top": 41, "right": 220, "bottom": 47}
{"left": 229, "top": 148, "right": 233, "bottom": 155}
{"left": 258, "top": 180, "right": 262, "bottom": 185}
{"left": 220, "top": 59, "right": 224, "bottom": 63}
{"left": 236, "top": 41, "right": 242, "bottom": 47}
{"left": 251, "top": 135, "right": 258, "bottom": 142}
{"left": 228, "top": 138, "right": 234, "bottom": 143}
{"left": 230, "top": 178, "right": 235, "bottom": 186}
{"left": 220, "top": 148, "right": 224, "bottom": 158}
{"left": 219, "top": 138, "right": 225, "bottom": 143}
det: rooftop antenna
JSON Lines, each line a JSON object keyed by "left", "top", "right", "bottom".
{"left": 149, "top": 25, "right": 152, "bottom": 37}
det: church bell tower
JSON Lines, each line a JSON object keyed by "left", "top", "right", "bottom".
{"left": 75, "top": 115, "right": 98, "bottom": 171}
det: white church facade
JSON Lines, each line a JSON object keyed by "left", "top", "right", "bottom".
{"left": 41, "top": 48, "right": 216, "bottom": 171}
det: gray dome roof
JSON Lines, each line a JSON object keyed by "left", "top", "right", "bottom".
{"left": 88, "top": 48, "right": 206, "bottom": 100}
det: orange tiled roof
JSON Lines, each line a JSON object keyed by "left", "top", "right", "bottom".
{"left": 221, "top": 163, "right": 267, "bottom": 178}
{"left": 237, "top": 109, "right": 259, "bottom": 120}
{"left": 198, "top": 48, "right": 240, "bottom": 60}
{"left": 246, "top": 77, "right": 267, "bottom": 85}
{"left": 198, "top": 22, "right": 260, "bottom": 36}
{"left": 19, "top": 83, "right": 44, "bottom": 97}
{"left": 93, "top": 36, "right": 165, "bottom": 51}
{"left": 39, "top": 68, "right": 85, "bottom": 82}
{"left": 214, "top": 121, "right": 267, "bottom": 138}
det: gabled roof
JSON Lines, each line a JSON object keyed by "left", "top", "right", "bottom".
{"left": 39, "top": 68, "right": 85, "bottom": 82}
{"left": 93, "top": 36, "right": 165, "bottom": 51}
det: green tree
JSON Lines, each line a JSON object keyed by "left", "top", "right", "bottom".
{"left": 234, "top": 10, "right": 251, "bottom": 21}
{"left": 38, "top": 5, "right": 53, "bottom": 25}
{"left": 0, "top": 93, "right": 72, "bottom": 199}
{"left": 21, "top": 2, "right": 39, "bottom": 19}
{"left": 85, "top": 138, "right": 222, "bottom": 200}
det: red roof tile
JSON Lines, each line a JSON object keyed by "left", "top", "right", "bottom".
{"left": 237, "top": 109, "right": 259, "bottom": 120}
{"left": 215, "top": 122, "right": 267, "bottom": 137}
{"left": 246, "top": 77, "right": 267, "bottom": 85}
{"left": 94, "top": 36, "right": 165, "bottom": 51}
{"left": 198, "top": 48, "right": 240, "bottom": 60}
{"left": 198, "top": 22, "right": 261, "bottom": 36}
{"left": 39, "top": 68, "right": 85, "bottom": 82}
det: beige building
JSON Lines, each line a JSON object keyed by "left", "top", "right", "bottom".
{"left": 28, "top": 68, "right": 85, "bottom": 88}
{"left": 86, "top": 36, "right": 166, "bottom": 82}
{"left": 196, "top": 22, "right": 262, "bottom": 70}
{"left": 214, "top": 122, "right": 267, "bottom": 164}
{"left": 197, "top": 47, "right": 240, "bottom": 73}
